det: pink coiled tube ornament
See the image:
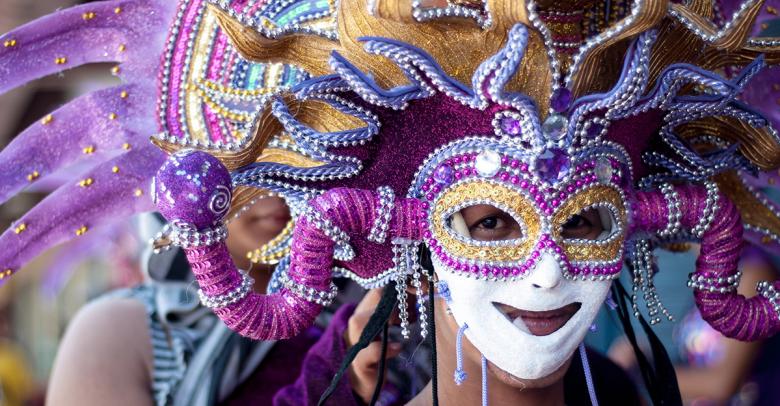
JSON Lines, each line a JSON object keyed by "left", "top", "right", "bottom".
{"left": 154, "top": 150, "right": 423, "bottom": 340}
{"left": 633, "top": 184, "right": 780, "bottom": 341}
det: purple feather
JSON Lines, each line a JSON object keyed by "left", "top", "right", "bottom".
{"left": 0, "top": 146, "right": 164, "bottom": 281}
{"left": 0, "top": 84, "right": 153, "bottom": 204}
{"left": 0, "top": 0, "right": 174, "bottom": 93}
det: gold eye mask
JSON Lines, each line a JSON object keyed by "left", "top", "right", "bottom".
{"left": 431, "top": 180, "right": 627, "bottom": 268}
{"left": 432, "top": 180, "right": 541, "bottom": 263}
{"left": 552, "top": 185, "right": 626, "bottom": 263}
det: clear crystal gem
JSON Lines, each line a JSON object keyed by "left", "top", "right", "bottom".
{"left": 594, "top": 157, "right": 613, "bottom": 183}
{"left": 542, "top": 114, "right": 568, "bottom": 141}
{"left": 475, "top": 150, "right": 502, "bottom": 178}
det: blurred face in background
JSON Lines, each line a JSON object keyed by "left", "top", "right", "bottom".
{"left": 226, "top": 196, "right": 291, "bottom": 271}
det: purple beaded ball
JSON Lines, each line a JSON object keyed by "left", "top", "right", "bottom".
{"left": 154, "top": 149, "right": 232, "bottom": 229}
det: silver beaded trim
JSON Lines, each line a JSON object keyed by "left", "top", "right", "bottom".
{"left": 527, "top": 0, "right": 561, "bottom": 96}
{"left": 332, "top": 266, "right": 396, "bottom": 289}
{"left": 687, "top": 270, "right": 742, "bottom": 293}
{"left": 303, "top": 206, "right": 355, "bottom": 261}
{"left": 197, "top": 270, "right": 253, "bottom": 309}
{"left": 748, "top": 38, "right": 780, "bottom": 47}
{"left": 756, "top": 281, "right": 780, "bottom": 319}
{"left": 169, "top": 222, "right": 227, "bottom": 248}
{"left": 658, "top": 183, "right": 681, "bottom": 238}
{"left": 566, "top": 0, "right": 644, "bottom": 87}
{"left": 410, "top": 0, "right": 492, "bottom": 30}
{"left": 667, "top": 0, "right": 759, "bottom": 44}
{"left": 691, "top": 181, "right": 719, "bottom": 238}
{"left": 278, "top": 272, "right": 338, "bottom": 306}
{"left": 367, "top": 186, "right": 395, "bottom": 244}
{"left": 210, "top": 0, "right": 339, "bottom": 41}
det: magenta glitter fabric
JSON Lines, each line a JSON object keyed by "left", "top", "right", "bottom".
{"left": 155, "top": 151, "right": 233, "bottom": 229}
{"left": 634, "top": 185, "right": 780, "bottom": 341}
{"left": 316, "top": 94, "right": 501, "bottom": 197}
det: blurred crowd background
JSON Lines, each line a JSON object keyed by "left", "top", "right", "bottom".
{"left": 0, "top": 1, "right": 146, "bottom": 405}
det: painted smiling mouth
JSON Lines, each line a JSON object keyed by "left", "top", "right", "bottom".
{"left": 494, "top": 302, "right": 581, "bottom": 336}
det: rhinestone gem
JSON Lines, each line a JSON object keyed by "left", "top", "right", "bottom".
{"left": 535, "top": 148, "right": 570, "bottom": 183}
{"left": 542, "top": 114, "right": 567, "bottom": 141}
{"left": 500, "top": 116, "right": 522, "bottom": 136}
{"left": 475, "top": 150, "right": 502, "bottom": 178}
{"left": 433, "top": 164, "right": 454, "bottom": 185}
{"left": 586, "top": 122, "right": 604, "bottom": 138}
{"left": 551, "top": 87, "right": 572, "bottom": 113}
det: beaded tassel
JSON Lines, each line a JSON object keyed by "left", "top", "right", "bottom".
{"left": 454, "top": 323, "right": 469, "bottom": 385}
{"left": 408, "top": 242, "right": 429, "bottom": 339}
{"left": 393, "top": 243, "right": 411, "bottom": 339}
{"left": 579, "top": 343, "right": 599, "bottom": 406}
{"left": 481, "top": 355, "right": 488, "bottom": 406}
{"left": 629, "top": 239, "right": 674, "bottom": 324}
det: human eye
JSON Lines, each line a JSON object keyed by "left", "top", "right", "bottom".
{"left": 457, "top": 205, "right": 522, "bottom": 241}
{"left": 561, "top": 207, "right": 605, "bottom": 240}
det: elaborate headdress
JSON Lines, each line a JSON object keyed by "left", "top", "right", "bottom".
{"left": 149, "top": 0, "right": 780, "bottom": 348}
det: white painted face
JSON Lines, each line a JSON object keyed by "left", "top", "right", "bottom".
{"left": 435, "top": 254, "right": 612, "bottom": 379}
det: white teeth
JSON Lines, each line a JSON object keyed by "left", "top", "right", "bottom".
{"left": 511, "top": 316, "right": 530, "bottom": 334}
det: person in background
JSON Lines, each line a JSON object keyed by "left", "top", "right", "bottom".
{"left": 604, "top": 245, "right": 780, "bottom": 405}
{"left": 46, "top": 197, "right": 305, "bottom": 405}
{"left": 0, "top": 304, "right": 37, "bottom": 406}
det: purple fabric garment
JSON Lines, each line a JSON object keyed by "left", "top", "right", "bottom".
{"left": 219, "top": 324, "right": 327, "bottom": 405}
{"left": 272, "top": 303, "right": 359, "bottom": 406}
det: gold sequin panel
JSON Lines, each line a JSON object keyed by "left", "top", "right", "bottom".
{"left": 431, "top": 181, "right": 541, "bottom": 262}
{"left": 551, "top": 185, "right": 627, "bottom": 262}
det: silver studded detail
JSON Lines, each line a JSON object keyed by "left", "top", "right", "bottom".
{"left": 367, "top": 186, "right": 395, "bottom": 244}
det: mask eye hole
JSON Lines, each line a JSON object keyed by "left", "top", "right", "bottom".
{"left": 451, "top": 204, "right": 523, "bottom": 242}
{"left": 560, "top": 206, "right": 614, "bottom": 241}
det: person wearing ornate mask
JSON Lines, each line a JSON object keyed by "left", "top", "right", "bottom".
{"left": 2, "top": 0, "right": 780, "bottom": 405}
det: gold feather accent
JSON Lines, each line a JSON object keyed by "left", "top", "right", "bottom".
{"left": 716, "top": 171, "right": 780, "bottom": 242}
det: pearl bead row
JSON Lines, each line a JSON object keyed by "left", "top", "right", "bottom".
{"left": 332, "top": 266, "right": 396, "bottom": 289}
{"left": 197, "top": 270, "right": 253, "bottom": 309}
{"left": 211, "top": 0, "right": 338, "bottom": 41}
{"left": 690, "top": 181, "right": 719, "bottom": 238}
{"left": 667, "top": 0, "right": 756, "bottom": 44}
{"left": 566, "top": 0, "right": 644, "bottom": 87}
{"left": 527, "top": 0, "right": 561, "bottom": 93}
{"left": 410, "top": 0, "right": 491, "bottom": 29}
{"left": 170, "top": 222, "right": 227, "bottom": 248}
{"left": 657, "top": 183, "right": 682, "bottom": 238}
{"left": 277, "top": 272, "right": 338, "bottom": 306}
{"left": 756, "top": 281, "right": 780, "bottom": 319}
{"left": 687, "top": 270, "right": 742, "bottom": 293}
{"left": 303, "top": 206, "right": 355, "bottom": 261}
